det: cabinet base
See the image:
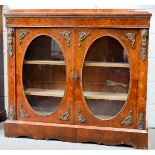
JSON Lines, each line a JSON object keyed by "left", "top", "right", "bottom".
{"left": 4, "top": 120, "right": 148, "bottom": 149}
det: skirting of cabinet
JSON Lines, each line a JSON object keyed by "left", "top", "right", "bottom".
{"left": 4, "top": 120, "right": 148, "bottom": 149}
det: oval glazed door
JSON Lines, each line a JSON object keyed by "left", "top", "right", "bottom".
{"left": 16, "top": 28, "right": 74, "bottom": 123}
{"left": 75, "top": 28, "right": 138, "bottom": 128}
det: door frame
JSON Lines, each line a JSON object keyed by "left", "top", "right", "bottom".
{"left": 15, "top": 27, "right": 74, "bottom": 124}
{"left": 74, "top": 28, "right": 139, "bottom": 128}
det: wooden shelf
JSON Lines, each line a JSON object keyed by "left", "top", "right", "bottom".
{"left": 84, "top": 91, "right": 127, "bottom": 100}
{"left": 25, "top": 88, "right": 64, "bottom": 97}
{"left": 24, "top": 60, "right": 129, "bottom": 68}
{"left": 84, "top": 61, "right": 129, "bottom": 68}
{"left": 24, "top": 60, "right": 65, "bottom": 66}
{"left": 25, "top": 88, "right": 128, "bottom": 101}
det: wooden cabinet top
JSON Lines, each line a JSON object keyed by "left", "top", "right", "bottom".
{"left": 5, "top": 9, "right": 151, "bottom": 17}
{"left": 5, "top": 9, "right": 151, "bottom": 28}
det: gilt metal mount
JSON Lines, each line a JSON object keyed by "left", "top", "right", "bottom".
{"left": 78, "top": 107, "right": 86, "bottom": 123}
{"left": 121, "top": 111, "right": 133, "bottom": 125}
{"left": 60, "top": 31, "right": 71, "bottom": 47}
{"left": 19, "top": 29, "right": 29, "bottom": 44}
{"left": 126, "top": 33, "right": 136, "bottom": 49}
{"left": 7, "top": 27, "right": 14, "bottom": 57}
{"left": 141, "top": 29, "right": 148, "bottom": 61}
{"left": 78, "top": 32, "right": 90, "bottom": 47}
{"left": 59, "top": 106, "right": 70, "bottom": 121}
{"left": 9, "top": 105, "right": 15, "bottom": 120}
{"left": 138, "top": 112, "right": 145, "bottom": 130}
{"left": 19, "top": 104, "right": 30, "bottom": 118}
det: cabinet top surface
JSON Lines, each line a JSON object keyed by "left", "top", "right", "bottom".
{"left": 5, "top": 9, "right": 151, "bottom": 17}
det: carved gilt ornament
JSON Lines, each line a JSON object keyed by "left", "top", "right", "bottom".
{"left": 7, "top": 27, "right": 13, "bottom": 57}
{"left": 9, "top": 105, "right": 15, "bottom": 120}
{"left": 126, "top": 33, "right": 136, "bottom": 49}
{"left": 60, "top": 31, "right": 71, "bottom": 47}
{"left": 138, "top": 112, "right": 145, "bottom": 130}
{"left": 121, "top": 111, "right": 133, "bottom": 125}
{"left": 59, "top": 106, "right": 70, "bottom": 121}
{"left": 141, "top": 29, "right": 148, "bottom": 61}
{"left": 78, "top": 32, "right": 90, "bottom": 47}
{"left": 78, "top": 107, "right": 86, "bottom": 123}
{"left": 19, "top": 29, "right": 29, "bottom": 44}
{"left": 19, "top": 104, "right": 30, "bottom": 118}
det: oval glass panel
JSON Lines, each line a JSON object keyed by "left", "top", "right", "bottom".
{"left": 23, "top": 35, "right": 66, "bottom": 115}
{"left": 82, "top": 36, "right": 130, "bottom": 120}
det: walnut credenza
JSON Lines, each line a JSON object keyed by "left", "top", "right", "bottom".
{"left": 4, "top": 9, "right": 151, "bottom": 149}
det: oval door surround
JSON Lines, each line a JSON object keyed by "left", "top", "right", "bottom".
{"left": 22, "top": 35, "right": 67, "bottom": 116}
{"left": 82, "top": 35, "right": 130, "bottom": 120}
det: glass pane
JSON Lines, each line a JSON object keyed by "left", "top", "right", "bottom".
{"left": 23, "top": 35, "right": 66, "bottom": 115}
{"left": 82, "top": 36, "right": 130, "bottom": 120}
{"left": 25, "top": 35, "right": 63, "bottom": 60}
{"left": 83, "top": 67, "right": 129, "bottom": 93}
{"left": 85, "top": 99, "right": 124, "bottom": 119}
{"left": 85, "top": 36, "right": 128, "bottom": 63}
{"left": 26, "top": 96, "right": 62, "bottom": 115}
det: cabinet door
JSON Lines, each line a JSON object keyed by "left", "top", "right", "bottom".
{"left": 74, "top": 28, "right": 139, "bottom": 128}
{"left": 16, "top": 28, "right": 74, "bottom": 124}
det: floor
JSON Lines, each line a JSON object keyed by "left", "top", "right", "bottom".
{"left": 0, "top": 122, "right": 154, "bottom": 150}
